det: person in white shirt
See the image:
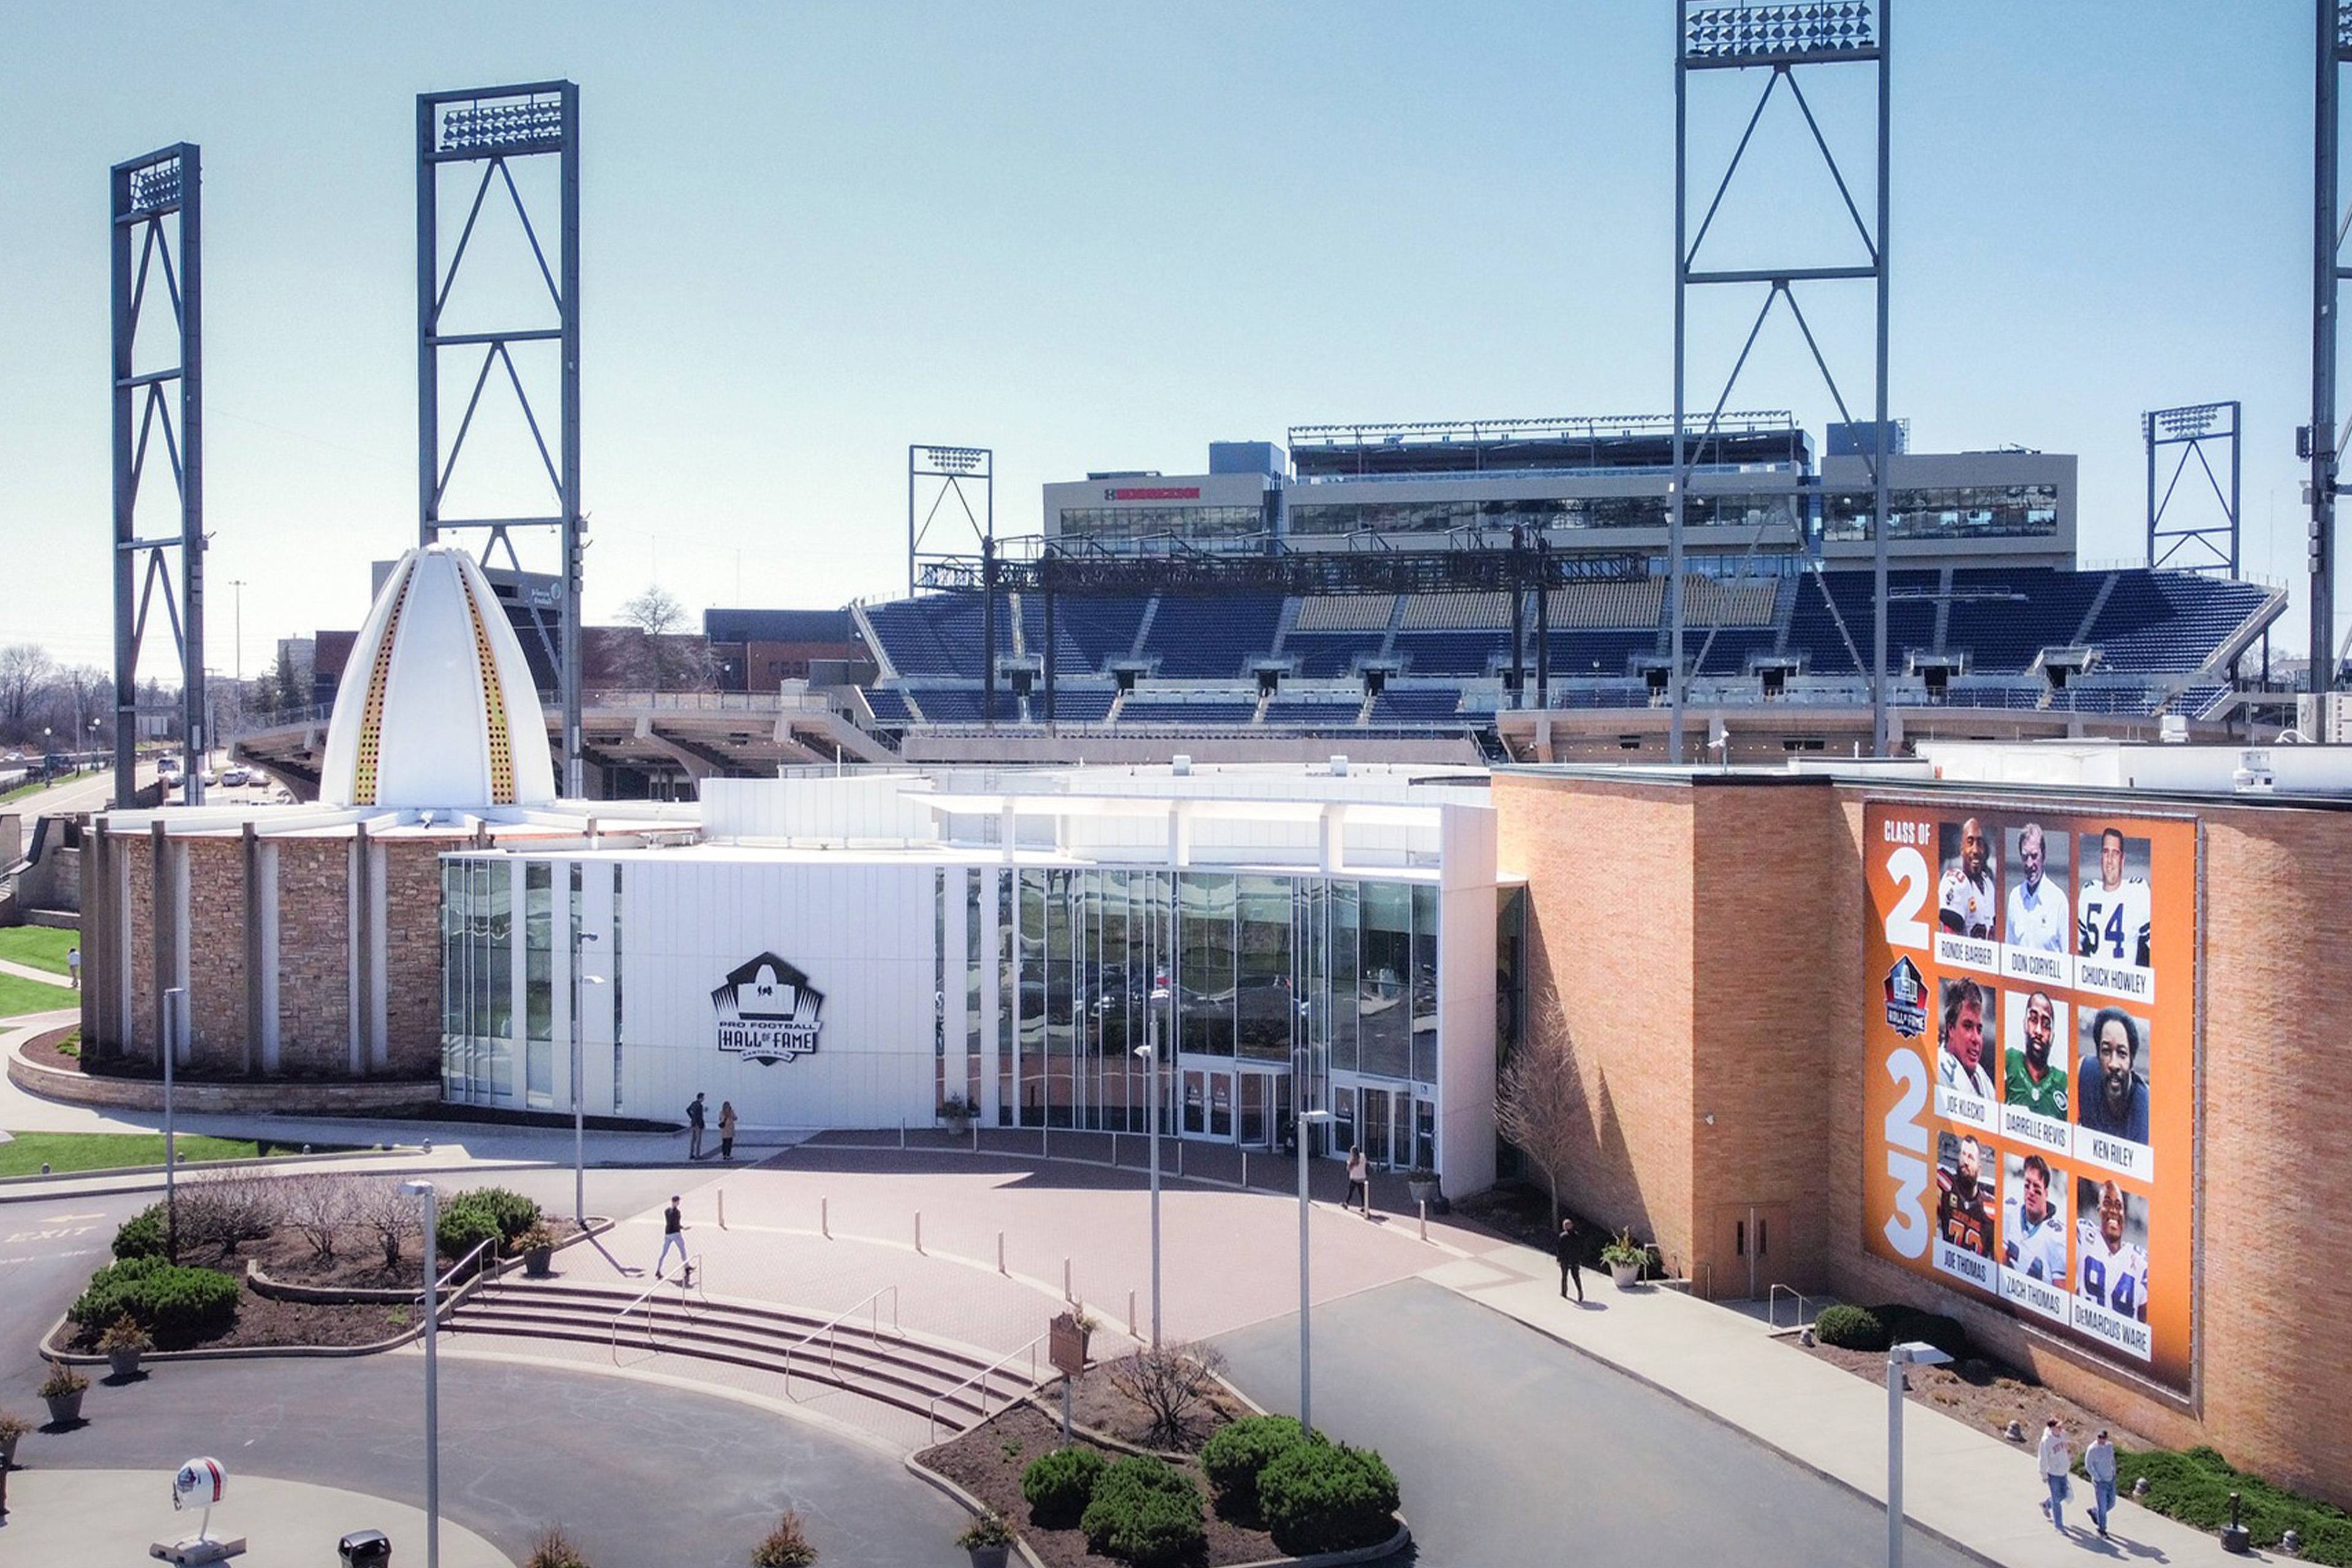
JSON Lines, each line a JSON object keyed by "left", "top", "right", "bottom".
{"left": 2038, "top": 1417, "right": 2073, "bottom": 1532}
{"left": 2003, "top": 823, "right": 2068, "bottom": 952}
{"left": 1938, "top": 816, "right": 1998, "bottom": 938}
{"left": 2002, "top": 1153, "right": 2068, "bottom": 1286}
{"left": 2084, "top": 1429, "right": 2118, "bottom": 1540}
{"left": 1936, "top": 979, "right": 1996, "bottom": 1101}
{"left": 2077, "top": 827, "right": 2153, "bottom": 966}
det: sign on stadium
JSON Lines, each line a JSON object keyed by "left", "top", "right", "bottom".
{"left": 1862, "top": 802, "right": 2194, "bottom": 1390}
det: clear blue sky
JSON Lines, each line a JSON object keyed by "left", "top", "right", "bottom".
{"left": 0, "top": 2, "right": 2322, "bottom": 679}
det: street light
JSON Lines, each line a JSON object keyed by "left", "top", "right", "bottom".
{"left": 1887, "top": 1340, "right": 1952, "bottom": 1568}
{"left": 402, "top": 1179, "right": 442, "bottom": 1568}
{"left": 1297, "top": 1102, "right": 1334, "bottom": 1434}
{"left": 570, "top": 930, "right": 603, "bottom": 1226}
{"left": 1133, "top": 973, "right": 1171, "bottom": 1348}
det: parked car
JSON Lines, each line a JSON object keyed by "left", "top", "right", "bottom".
{"left": 220, "top": 765, "right": 250, "bottom": 787}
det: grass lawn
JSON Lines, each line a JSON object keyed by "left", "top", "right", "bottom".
{"left": 0, "top": 970, "right": 78, "bottom": 1019}
{"left": 0, "top": 925, "right": 77, "bottom": 975}
{"left": 0, "top": 1131, "right": 271, "bottom": 1179}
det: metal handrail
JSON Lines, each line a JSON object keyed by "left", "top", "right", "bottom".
{"left": 926, "top": 1332, "right": 1046, "bottom": 1445}
{"left": 1768, "top": 1282, "right": 1812, "bottom": 1330}
{"left": 422, "top": 1238, "right": 497, "bottom": 1330}
{"left": 608, "top": 1251, "right": 705, "bottom": 1363}
{"left": 780, "top": 1285, "right": 901, "bottom": 1399}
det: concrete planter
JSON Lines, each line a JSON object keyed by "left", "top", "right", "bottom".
{"left": 1610, "top": 1262, "right": 1639, "bottom": 1289}
{"left": 105, "top": 1348, "right": 143, "bottom": 1379}
{"left": 42, "top": 1389, "right": 83, "bottom": 1426}
{"left": 963, "top": 1547, "right": 1009, "bottom": 1568}
{"left": 524, "top": 1245, "right": 554, "bottom": 1277}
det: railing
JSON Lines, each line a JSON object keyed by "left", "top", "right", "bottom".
{"left": 429, "top": 1237, "right": 498, "bottom": 1326}
{"left": 925, "top": 1332, "right": 1046, "bottom": 1445}
{"left": 608, "top": 1251, "right": 706, "bottom": 1363}
{"left": 779, "top": 1285, "right": 901, "bottom": 1400}
{"left": 1768, "top": 1283, "right": 1814, "bottom": 1331}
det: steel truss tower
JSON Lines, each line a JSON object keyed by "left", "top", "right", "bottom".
{"left": 417, "top": 81, "right": 583, "bottom": 794}
{"left": 907, "top": 445, "right": 999, "bottom": 724}
{"left": 2313, "top": 7, "right": 2352, "bottom": 694}
{"left": 2144, "top": 402, "right": 2241, "bottom": 574}
{"left": 1675, "top": 1, "right": 1891, "bottom": 759}
{"left": 111, "top": 143, "right": 206, "bottom": 809}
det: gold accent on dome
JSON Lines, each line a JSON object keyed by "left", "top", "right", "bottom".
{"left": 350, "top": 560, "right": 417, "bottom": 806}
{"left": 456, "top": 567, "right": 518, "bottom": 806}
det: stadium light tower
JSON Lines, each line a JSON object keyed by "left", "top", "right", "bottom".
{"left": 417, "top": 81, "right": 584, "bottom": 795}
{"left": 111, "top": 143, "right": 208, "bottom": 809}
{"left": 2310, "top": 6, "right": 2352, "bottom": 696}
{"left": 908, "top": 445, "right": 1000, "bottom": 724}
{"left": 1674, "top": 1, "right": 1892, "bottom": 758}
{"left": 2145, "top": 402, "right": 2241, "bottom": 575}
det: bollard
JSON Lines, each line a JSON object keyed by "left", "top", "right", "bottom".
{"left": 916, "top": 1210, "right": 924, "bottom": 1254}
{"left": 718, "top": 1190, "right": 727, "bottom": 1230}
{"left": 1419, "top": 1199, "right": 1428, "bottom": 1243}
{"left": 1064, "top": 1257, "right": 1072, "bottom": 1302}
{"left": 998, "top": 1232, "right": 1006, "bottom": 1274}
{"left": 821, "top": 1196, "right": 830, "bottom": 1239}
{"left": 972, "top": 1122, "right": 979, "bottom": 1154}
{"left": 1242, "top": 1150, "right": 1248, "bottom": 1190}
{"left": 900, "top": 1120, "right": 907, "bottom": 1151}
{"left": 1128, "top": 1289, "right": 1137, "bottom": 1339}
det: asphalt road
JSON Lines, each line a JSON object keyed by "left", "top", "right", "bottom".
{"left": 1215, "top": 1278, "right": 1980, "bottom": 1568}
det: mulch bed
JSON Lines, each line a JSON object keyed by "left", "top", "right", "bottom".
{"left": 916, "top": 1359, "right": 1281, "bottom": 1568}
{"left": 1801, "top": 1340, "right": 2158, "bottom": 1451}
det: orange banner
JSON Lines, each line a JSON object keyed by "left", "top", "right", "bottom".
{"left": 1862, "top": 802, "right": 2194, "bottom": 1391}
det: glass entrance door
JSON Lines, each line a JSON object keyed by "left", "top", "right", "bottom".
{"left": 1236, "top": 1068, "right": 1287, "bottom": 1148}
{"left": 1360, "top": 1087, "right": 1392, "bottom": 1166}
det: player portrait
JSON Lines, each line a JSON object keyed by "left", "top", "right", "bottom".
{"left": 1936, "top": 977, "right": 1997, "bottom": 1101}
{"left": 2074, "top": 1177, "right": 2150, "bottom": 1323}
{"left": 1937, "top": 816, "right": 1999, "bottom": 939}
{"left": 2076, "top": 826, "right": 2153, "bottom": 967}
{"left": 2002, "top": 1152, "right": 2069, "bottom": 1287}
{"left": 2002, "top": 987, "right": 2068, "bottom": 1120}
{"left": 2001, "top": 822, "right": 2071, "bottom": 954}
{"left": 2076, "top": 1005, "right": 2152, "bottom": 1145}
{"left": 1934, "top": 1131, "right": 1996, "bottom": 1259}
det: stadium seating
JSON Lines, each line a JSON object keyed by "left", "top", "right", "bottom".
{"left": 864, "top": 687, "right": 913, "bottom": 723}
{"left": 1145, "top": 594, "right": 1286, "bottom": 679}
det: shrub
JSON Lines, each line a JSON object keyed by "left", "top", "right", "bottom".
{"left": 38, "top": 1363, "right": 88, "bottom": 1399}
{"left": 69, "top": 1256, "right": 239, "bottom": 1340}
{"left": 1200, "top": 1414, "right": 1312, "bottom": 1520}
{"left": 1020, "top": 1445, "right": 1107, "bottom": 1528}
{"left": 1106, "top": 1340, "right": 1227, "bottom": 1446}
{"left": 1872, "top": 1304, "right": 1970, "bottom": 1362}
{"left": 0, "top": 1409, "right": 32, "bottom": 1442}
{"left": 178, "top": 1169, "right": 281, "bottom": 1253}
{"left": 2115, "top": 1447, "right": 2352, "bottom": 1563}
{"left": 111, "top": 1204, "right": 167, "bottom": 1260}
{"left": 1812, "top": 1304, "right": 1888, "bottom": 1351}
{"left": 436, "top": 1205, "right": 503, "bottom": 1267}
{"left": 1257, "top": 1439, "right": 1400, "bottom": 1556}
{"left": 97, "top": 1315, "right": 153, "bottom": 1354}
{"left": 954, "top": 1510, "right": 1016, "bottom": 1550}
{"left": 453, "top": 1186, "right": 542, "bottom": 1242}
{"left": 282, "top": 1174, "right": 358, "bottom": 1261}
{"left": 749, "top": 1509, "right": 818, "bottom": 1567}
{"left": 354, "top": 1178, "right": 422, "bottom": 1270}
{"left": 1079, "top": 1456, "right": 1203, "bottom": 1568}
{"left": 526, "top": 1525, "right": 591, "bottom": 1568}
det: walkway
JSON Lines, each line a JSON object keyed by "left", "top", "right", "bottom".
{"left": 0, "top": 1468, "right": 510, "bottom": 1567}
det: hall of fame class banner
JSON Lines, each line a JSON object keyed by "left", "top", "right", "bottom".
{"left": 1861, "top": 801, "right": 2195, "bottom": 1392}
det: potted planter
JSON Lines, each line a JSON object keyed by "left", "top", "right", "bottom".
{"left": 39, "top": 1363, "right": 88, "bottom": 1425}
{"left": 99, "top": 1315, "right": 153, "bottom": 1379}
{"left": 939, "top": 1093, "right": 977, "bottom": 1138}
{"left": 1600, "top": 1228, "right": 1648, "bottom": 1289}
{"left": 1404, "top": 1166, "right": 1441, "bottom": 1208}
{"left": 955, "top": 1507, "right": 1017, "bottom": 1568}
{"left": 518, "top": 1221, "right": 557, "bottom": 1278}
{"left": 0, "top": 1409, "right": 31, "bottom": 1468}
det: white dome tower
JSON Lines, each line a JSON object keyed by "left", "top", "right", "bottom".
{"left": 318, "top": 546, "right": 557, "bottom": 810}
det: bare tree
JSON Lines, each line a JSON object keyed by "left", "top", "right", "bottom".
{"left": 178, "top": 1167, "right": 283, "bottom": 1254}
{"left": 1107, "top": 1340, "right": 1229, "bottom": 1446}
{"left": 281, "top": 1174, "right": 358, "bottom": 1261}
{"left": 617, "top": 586, "right": 693, "bottom": 693}
{"left": 355, "top": 1177, "right": 423, "bottom": 1270}
{"left": 1494, "top": 986, "right": 1589, "bottom": 1227}
{"left": 0, "top": 643, "right": 53, "bottom": 742}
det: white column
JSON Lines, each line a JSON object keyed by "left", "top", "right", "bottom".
{"left": 979, "top": 867, "right": 1002, "bottom": 1125}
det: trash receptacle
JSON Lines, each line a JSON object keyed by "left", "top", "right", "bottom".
{"left": 339, "top": 1529, "right": 391, "bottom": 1566}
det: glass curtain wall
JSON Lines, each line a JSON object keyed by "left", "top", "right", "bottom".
{"left": 524, "top": 863, "right": 553, "bottom": 1108}
{"left": 439, "top": 857, "right": 514, "bottom": 1104}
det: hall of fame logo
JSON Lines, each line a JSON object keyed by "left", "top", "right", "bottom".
{"left": 1884, "top": 956, "right": 1928, "bottom": 1038}
{"left": 711, "top": 954, "right": 824, "bottom": 1065}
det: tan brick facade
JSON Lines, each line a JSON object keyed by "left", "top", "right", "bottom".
{"left": 184, "top": 837, "right": 248, "bottom": 1073}
{"left": 274, "top": 837, "right": 353, "bottom": 1076}
{"left": 383, "top": 841, "right": 445, "bottom": 1077}
{"left": 1498, "top": 769, "right": 2352, "bottom": 1508}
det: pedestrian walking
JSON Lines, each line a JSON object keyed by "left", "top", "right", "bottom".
{"left": 655, "top": 1194, "right": 689, "bottom": 1278}
{"left": 2037, "top": 1417, "right": 2073, "bottom": 1532}
{"left": 685, "top": 1092, "right": 707, "bottom": 1160}
{"left": 2084, "top": 1428, "right": 2117, "bottom": 1540}
{"left": 1344, "top": 1146, "right": 1370, "bottom": 1216}
{"left": 718, "top": 1099, "right": 738, "bottom": 1161}
{"left": 1555, "top": 1215, "right": 1584, "bottom": 1302}
{"left": 66, "top": 946, "right": 81, "bottom": 989}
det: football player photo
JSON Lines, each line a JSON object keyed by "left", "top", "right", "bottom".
{"left": 2002, "top": 1152, "right": 2069, "bottom": 1286}
{"left": 1935, "top": 1131, "right": 1996, "bottom": 1259}
{"left": 2076, "top": 826, "right": 2153, "bottom": 967}
{"left": 1937, "top": 816, "right": 1999, "bottom": 939}
{"left": 2003, "top": 988, "right": 2068, "bottom": 1120}
{"left": 2075, "top": 1177, "right": 2150, "bottom": 1323}
{"left": 1937, "top": 978, "right": 1997, "bottom": 1101}
{"left": 2077, "top": 1005, "right": 2152, "bottom": 1145}
{"left": 2002, "top": 822, "right": 2071, "bottom": 954}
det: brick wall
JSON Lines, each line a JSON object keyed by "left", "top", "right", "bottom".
{"left": 184, "top": 837, "right": 247, "bottom": 1073}
{"left": 383, "top": 842, "right": 444, "bottom": 1076}
{"left": 125, "top": 836, "right": 159, "bottom": 1059}
{"left": 274, "top": 837, "right": 352, "bottom": 1076}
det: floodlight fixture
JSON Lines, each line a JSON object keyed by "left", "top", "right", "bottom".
{"left": 130, "top": 160, "right": 183, "bottom": 213}
{"left": 437, "top": 95, "right": 567, "bottom": 158}
{"left": 1686, "top": 2, "right": 1877, "bottom": 64}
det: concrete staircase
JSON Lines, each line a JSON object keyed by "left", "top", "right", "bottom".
{"left": 448, "top": 1275, "right": 1044, "bottom": 1445}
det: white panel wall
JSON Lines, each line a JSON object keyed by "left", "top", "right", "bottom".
{"left": 617, "top": 856, "right": 938, "bottom": 1130}
{"left": 1437, "top": 804, "right": 1500, "bottom": 1196}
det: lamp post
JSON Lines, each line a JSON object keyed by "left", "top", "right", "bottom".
{"left": 163, "top": 986, "right": 184, "bottom": 1259}
{"left": 402, "top": 1179, "right": 441, "bottom": 1568}
{"left": 1887, "top": 1340, "right": 1951, "bottom": 1568}
{"left": 570, "top": 930, "right": 601, "bottom": 1227}
{"left": 1133, "top": 973, "right": 1171, "bottom": 1348}
{"left": 1297, "top": 1103, "right": 1333, "bottom": 1433}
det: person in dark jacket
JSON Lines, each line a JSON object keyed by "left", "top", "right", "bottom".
{"left": 1556, "top": 1215, "right": 1584, "bottom": 1303}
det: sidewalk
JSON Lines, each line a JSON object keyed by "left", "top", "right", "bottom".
{"left": 1420, "top": 1240, "right": 2244, "bottom": 1567}
{"left": 0, "top": 1466, "right": 510, "bottom": 1566}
